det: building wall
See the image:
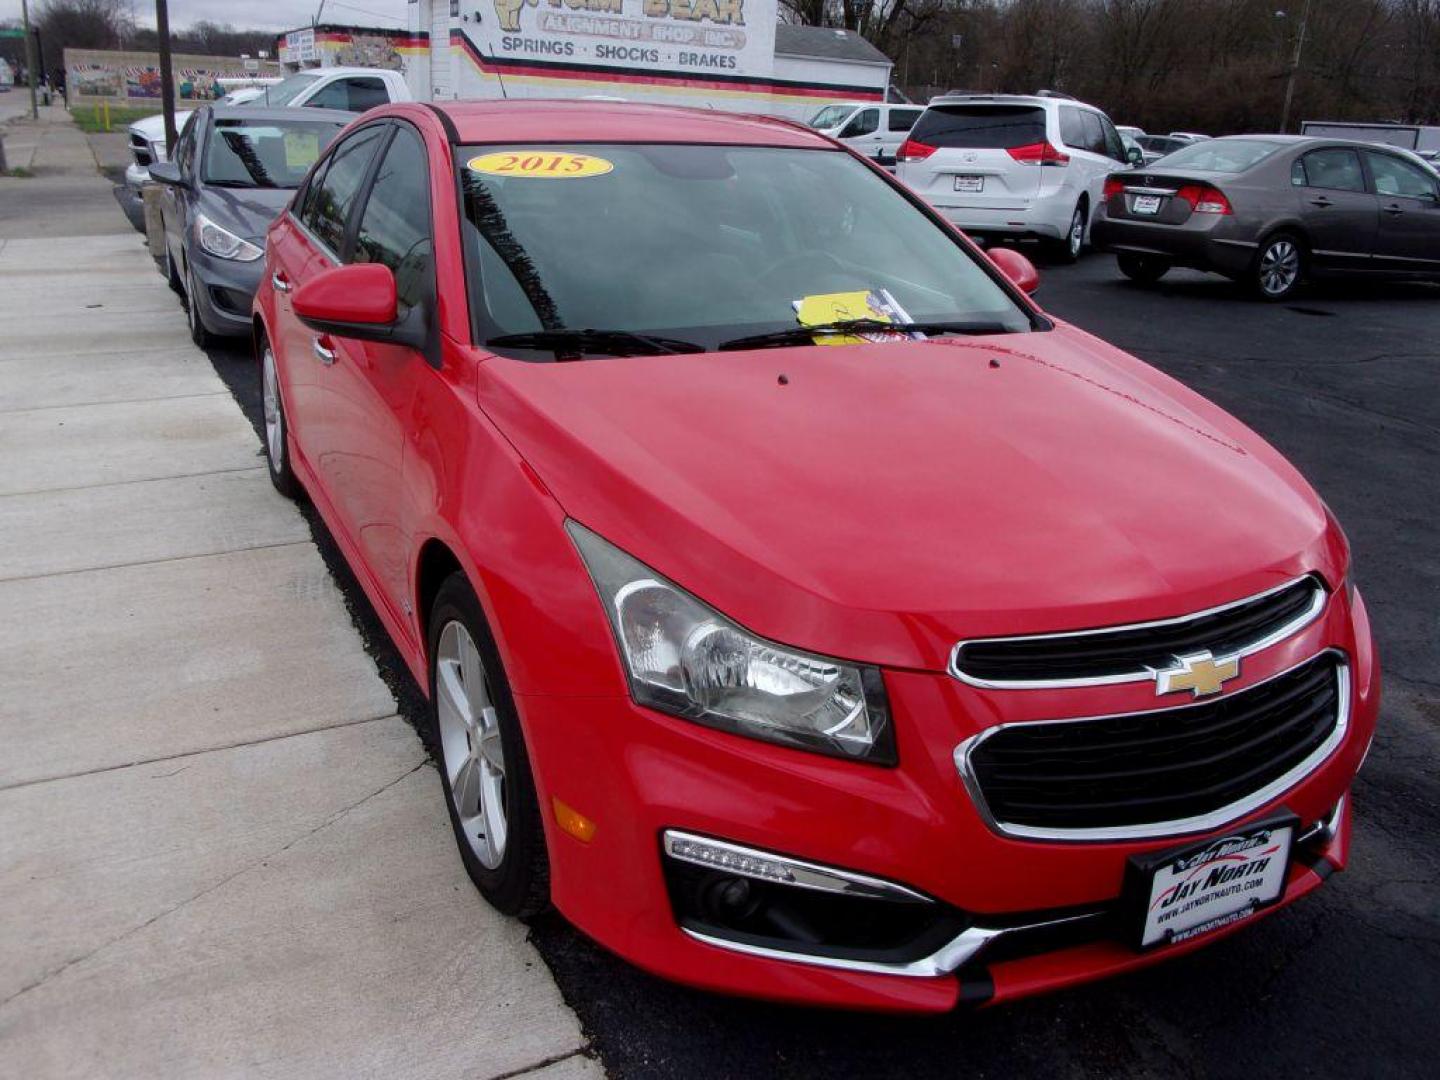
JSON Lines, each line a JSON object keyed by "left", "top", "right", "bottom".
{"left": 64, "top": 48, "right": 283, "bottom": 105}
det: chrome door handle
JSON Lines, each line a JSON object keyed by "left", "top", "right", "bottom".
{"left": 271, "top": 272, "right": 291, "bottom": 293}
{"left": 1309, "top": 196, "right": 1332, "bottom": 207}
{"left": 1382, "top": 203, "right": 1405, "bottom": 216}
{"left": 312, "top": 338, "right": 336, "bottom": 365}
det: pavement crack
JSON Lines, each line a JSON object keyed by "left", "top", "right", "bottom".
{"left": 484, "top": 1048, "right": 593, "bottom": 1080}
{"left": 0, "top": 538, "right": 312, "bottom": 585}
{"left": 0, "top": 758, "right": 426, "bottom": 1014}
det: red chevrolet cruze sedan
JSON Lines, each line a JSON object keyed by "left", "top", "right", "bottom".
{"left": 252, "top": 101, "right": 1378, "bottom": 1012}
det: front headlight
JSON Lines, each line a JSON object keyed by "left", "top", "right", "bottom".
{"left": 195, "top": 214, "right": 263, "bottom": 262}
{"left": 568, "top": 522, "right": 894, "bottom": 764}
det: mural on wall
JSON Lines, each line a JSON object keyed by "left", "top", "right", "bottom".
{"left": 65, "top": 49, "right": 283, "bottom": 102}
{"left": 331, "top": 32, "right": 406, "bottom": 71}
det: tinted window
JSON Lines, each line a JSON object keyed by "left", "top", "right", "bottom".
{"left": 1080, "top": 111, "right": 1107, "bottom": 155}
{"left": 841, "top": 109, "right": 879, "bottom": 138}
{"left": 888, "top": 108, "right": 922, "bottom": 132}
{"left": 353, "top": 127, "right": 433, "bottom": 310}
{"left": 307, "top": 76, "right": 389, "bottom": 113}
{"left": 175, "top": 114, "right": 198, "bottom": 177}
{"left": 460, "top": 143, "right": 1032, "bottom": 352}
{"left": 1365, "top": 152, "right": 1438, "bottom": 199}
{"left": 1058, "top": 106, "right": 1086, "bottom": 149}
{"left": 1100, "top": 116, "right": 1126, "bottom": 161}
{"left": 1156, "top": 139, "right": 1285, "bottom": 173}
{"left": 1298, "top": 148, "right": 1366, "bottom": 192}
{"left": 908, "top": 105, "right": 1046, "bottom": 150}
{"left": 303, "top": 126, "right": 385, "bottom": 254}
{"left": 203, "top": 117, "right": 345, "bottom": 189}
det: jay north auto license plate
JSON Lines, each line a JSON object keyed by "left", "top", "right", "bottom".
{"left": 1132, "top": 194, "right": 1162, "bottom": 214}
{"left": 954, "top": 175, "right": 984, "bottom": 192}
{"left": 1123, "top": 814, "right": 1296, "bottom": 950}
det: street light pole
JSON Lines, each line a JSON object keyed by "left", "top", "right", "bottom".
{"left": 20, "top": 0, "right": 37, "bottom": 120}
{"left": 1279, "top": 0, "right": 1313, "bottom": 134}
{"left": 155, "top": 0, "right": 178, "bottom": 155}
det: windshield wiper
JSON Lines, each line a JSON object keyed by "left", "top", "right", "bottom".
{"left": 485, "top": 328, "right": 706, "bottom": 359}
{"left": 718, "top": 319, "right": 1014, "bottom": 352}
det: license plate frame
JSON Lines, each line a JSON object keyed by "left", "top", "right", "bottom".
{"left": 1132, "top": 194, "right": 1162, "bottom": 215}
{"left": 954, "top": 174, "right": 984, "bottom": 193}
{"left": 1121, "top": 812, "right": 1297, "bottom": 951}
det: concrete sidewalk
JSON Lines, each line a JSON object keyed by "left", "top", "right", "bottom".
{"left": 0, "top": 112, "right": 597, "bottom": 1079}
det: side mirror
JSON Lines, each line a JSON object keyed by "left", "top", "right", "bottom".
{"left": 148, "top": 161, "right": 182, "bottom": 186}
{"left": 292, "top": 263, "right": 430, "bottom": 355}
{"left": 985, "top": 246, "right": 1040, "bottom": 295}
{"left": 1126, "top": 146, "right": 1144, "bottom": 167}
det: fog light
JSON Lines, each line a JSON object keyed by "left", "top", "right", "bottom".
{"left": 666, "top": 835, "right": 798, "bottom": 885}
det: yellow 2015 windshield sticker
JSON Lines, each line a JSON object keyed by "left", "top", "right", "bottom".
{"left": 467, "top": 151, "right": 614, "bottom": 179}
{"left": 793, "top": 288, "right": 920, "bottom": 346}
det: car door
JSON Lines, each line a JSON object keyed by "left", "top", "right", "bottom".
{"left": 161, "top": 111, "right": 200, "bottom": 271}
{"left": 1362, "top": 149, "right": 1440, "bottom": 271}
{"left": 837, "top": 107, "right": 883, "bottom": 164}
{"left": 319, "top": 123, "right": 437, "bottom": 608}
{"left": 277, "top": 124, "right": 388, "bottom": 484}
{"left": 1291, "top": 147, "right": 1378, "bottom": 271}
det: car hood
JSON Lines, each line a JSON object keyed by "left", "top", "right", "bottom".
{"left": 196, "top": 185, "right": 293, "bottom": 243}
{"left": 477, "top": 323, "right": 1339, "bottom": 671}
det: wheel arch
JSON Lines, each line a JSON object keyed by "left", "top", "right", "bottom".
{"left": 416, "top": 537, "right": 466, "bottom": 660}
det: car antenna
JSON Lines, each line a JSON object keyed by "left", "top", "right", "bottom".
{"left": 474, "top": 14, "right": 509, "bottom": 100}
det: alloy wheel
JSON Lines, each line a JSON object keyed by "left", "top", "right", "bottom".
{"left": 1259, "top": 239, "right": 1300, "bottom": 296}
{"left": 262, "top": 346, "right": 283, "bottom": 469}
{"left": 435, "top": 620, "right": 508, "bottom": 870}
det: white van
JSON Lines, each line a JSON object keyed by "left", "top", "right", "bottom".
{"left": 896, "top": 93, "right": 1140, "bottom": 261}
{"left": 808, "top": 102, "right": 925, "bottom": 168}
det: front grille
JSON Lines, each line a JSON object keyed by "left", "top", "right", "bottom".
{"left": 961, "top": 652, "right": 1346, "bottom": 837}
{"left": 952, "top": 575, "right": 1326, "bottom": 687}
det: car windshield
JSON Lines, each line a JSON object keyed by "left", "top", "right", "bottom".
{"left": 808, "top": 105, "right": 854, "bottom": 130}
{"left": 256, "top": 71, "right": 320, "bottom": 107}
{"left": 1155, "top": 139, "right": 1284, "bottom": 172}
{"left": 203, "top": 117, "right": 345, "bottom": 189}
{"left": 456, "top": 143, "right": 1035, "bottom": 356}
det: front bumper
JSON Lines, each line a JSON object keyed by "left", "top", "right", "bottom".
{"left": 188, "top": 245, "right": 264, "bottom": 337}
{"left": 516, "top": 588, "right": 1378, "bottom": 1011}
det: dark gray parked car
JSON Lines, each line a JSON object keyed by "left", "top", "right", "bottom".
{"left": 1091, "top": 135, "right": 1440, "bottom": 299}
{"left": 149, "top": 105, "right": 350, "bottom": 345}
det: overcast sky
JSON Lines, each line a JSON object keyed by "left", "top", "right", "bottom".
{"left": 0, "top": 1, "right": 412, "bottom": 33}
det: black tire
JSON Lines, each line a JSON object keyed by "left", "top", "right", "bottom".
{"left": 428, "top": 573, "right": 551, "bottom": 918}
{"left": 185, "top": 263, "right": 213, "bottom": 348}
{"left": 163, "top": 241, "right": 184, "bottom": 295}
{"left": 1053, "top": 200, "right": 1087, "bottom": 264}
{"left": 258, "top": 332, "right": 300, "bottom": 499}
{"left": 1251, "top": 232, "right": 1306, "bottom": 301}
{"left": 1117, "top": 253, "right": 1171, "bottom": 284}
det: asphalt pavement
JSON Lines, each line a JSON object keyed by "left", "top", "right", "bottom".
{"left": 192, "top": 242, "right": 1438, "bottom": 1079}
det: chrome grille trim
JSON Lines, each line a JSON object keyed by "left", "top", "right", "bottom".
{"left": 949, "top": 574, "right": 1328, "bottom": 690}
{"left": 953, "top": 650, "right": 1350, "bottom": 842}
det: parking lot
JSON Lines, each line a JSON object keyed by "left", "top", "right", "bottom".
{"left": 4, "top": 110, "right": 1437, "bottom": 1078}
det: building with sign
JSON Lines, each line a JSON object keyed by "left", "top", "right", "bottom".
{"left": 275, "top": 3, "right": 892, "bottom": 120}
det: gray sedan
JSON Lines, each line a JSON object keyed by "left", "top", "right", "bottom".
{"left": 1091, "top": 135, "right": 1440, "bottom": 300}
{"left": 149, "top": 105, "right": 350, "bottom": 345}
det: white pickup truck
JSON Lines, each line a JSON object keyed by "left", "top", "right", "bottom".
{"left": 124, "top": 67, "right": 411, "bottom": 188}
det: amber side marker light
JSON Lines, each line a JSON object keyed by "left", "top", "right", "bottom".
{"left": 553, "top": 797, "right": 597, "bottom": 843}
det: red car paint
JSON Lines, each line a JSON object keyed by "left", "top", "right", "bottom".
{"left": 254, "top": 101, "right": 1379, "bottom": 1012}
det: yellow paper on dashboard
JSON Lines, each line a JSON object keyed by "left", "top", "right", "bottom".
{"left": 793, "top": 289, "right": 918, "bottom": 346}
{"left": 283, "top": 131, "right": 321, "bottom": 171}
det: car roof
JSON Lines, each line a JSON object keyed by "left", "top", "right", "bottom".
{"left": 428, "top": 100, "right": 827, "bottom": 149}
{"left": 926, "top": 93, "right": 1097, "bottom": 110}
{"left": 296, "top": 66, "right": 395, "bottom": 78}
{"left": 205, "top": 104, "right": 356, "bottom": 124}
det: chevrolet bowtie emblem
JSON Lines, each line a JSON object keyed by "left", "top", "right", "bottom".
{"left": 1153, "top": 652, "right": 1240, "bottom": 697}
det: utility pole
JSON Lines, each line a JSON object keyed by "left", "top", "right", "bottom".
{"left": 20, "top": 0, "right": 37, "bottom": 120}
{"left": 1279, "top": 0, "right": 1312, "bottom": 134}
{"left": 155, "top": 0, "right": 178, "bottom": 155}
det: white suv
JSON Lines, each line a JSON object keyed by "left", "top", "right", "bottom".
{"left": 896, "top": 93, "right": 1140, "bottom": 260}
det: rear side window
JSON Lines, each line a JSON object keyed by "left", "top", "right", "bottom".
{"left": 1059, "top": 106, "right": 1087, "bottom": 149}
{"left": 1080, "top": 111, "right": 1107, "bottom": 155}
{"left": 908, "top": 105, "right": 1046, "bottom": 150}
{"left": 1297, "top": 148, "right": 1365, "bottom": 193}
{"left": 303, "top": 126, "right": 386, "bottom": 254}
{"left": 888, "top": 108, "right": 922, "bottom": 132}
